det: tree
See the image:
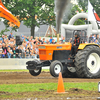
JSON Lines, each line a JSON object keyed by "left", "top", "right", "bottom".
{"left": 77, "top": 0, "right": 100, "bottom": 17}
{"left": 63, "top": 4, "right": 85, "bottom": 25}
{"left": 2, "top": 0, "right": 55, "bottom": 37}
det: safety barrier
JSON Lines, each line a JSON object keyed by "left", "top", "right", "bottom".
{"left": 0, "top": 58, "right": 34, "bottom": 70}
{"left": 0, "top": 58, "right": 49, "bottom": 70}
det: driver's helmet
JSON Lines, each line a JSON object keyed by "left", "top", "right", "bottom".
{"left": 75, "top": 32, "right": 80, "bottom": 38}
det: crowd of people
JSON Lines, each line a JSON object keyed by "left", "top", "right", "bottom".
{"left": 0, "top": 33, "right": 65, "bottom": 59}
{"left": 0, "top": 32, "right": 99, "bottom": 59}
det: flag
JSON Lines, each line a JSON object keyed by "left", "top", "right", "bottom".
{"left": 0, "top": 0, "right": 20, "bottom": 27}
{"left": 88, "top": 0, "right": 100, "bottom": 26}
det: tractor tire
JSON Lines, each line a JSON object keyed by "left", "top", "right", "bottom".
{"left": 50, "top": 60, "right": 63, "bottom": 77}
{"left": 75, "top": 46, "right": 100, "bottom": 78}
{"left": 29, "top": 67, "right": 42, "bottom": 76}
{"left": 62, "top": 64, "right": 77, "bottom": 78}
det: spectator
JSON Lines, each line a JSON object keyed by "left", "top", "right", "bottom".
{"left": 0, "top": 39, "right": 2, "bottom": 44}
{"left": 46, "top": 40, "right": 49, "bottom": 44}
{"left": 26, "top": 43, "right": 31, "bottom": 50}
{"left": 12, "top": 46, "right": 18, "bottom": 58}
{"left": 35, "top": 44, "right": 39, "bottom": 58}
{"left": 7, "top": 47, "right": 13, "bottom": 58}
{"left": 2, "top": 43, "right": 7, "bottom": 58}
{"left": 4, "top": 34, "right": 8, "bottom": 40}
{"left": 35, "top": 40, "right": 39, "bottom": 45}
{"left": 34, "top": 37, "right": 38, "bottom": 44}
{"left": 30, "top": 49, "right": 36, "bottom": 58}
{"left": 25, "top": 48, "right": 30, "bottom": 58}
{"left": 21, "top": 34, "right": 24, "bottom": 40}
{"left": 0, "top": 44, "right": 3, "bottom": 58}
{"left": 9, "top": 43, "right": 14, "bottom": 51}
{"left": 61, "top": 36, "right": 65, "bottom": 43}
{"left": 26, "top": 36, "right": 29, "bottom": 41}
{"left": 1, "top": 35, "right": 4, "bottom": 43}
{"left": 89, "top": 35, "right": 93, "bottom": 43}
{"left": 49, "top": 36, "right": 53, "bottom": 43}
{"left": 23, "top": 35, "right": 27, "bottom": 42}
{"left": 51, "top": 39, "right": 56, "bottom": 44}
{"left": 23, "top": 39, "right": 26, "bottom": 43}
{"left": 59, "top": 40, "right": 62, "bottom": 44}
{"left": 22, "top": 43, "right": 26, "bottom": 52}
{"left": 16, "top": 46, "right": 22, "bottom": 58}
{"left": 20, "top": 45, "right": 25, "bottom": 58}
{"left": 42, "top": 38, "right": 46, "bottom": 44}
{"left": 95, "top": 39, "right": 99, "bottom": 45}
{"left": 8, "top": 33, "right": 14, "bottom": 40}
{"left": 97, "top": 34, "right": 100, "bottom": 44}
{"left": 9, "top": 38, "right": 15, "bottom": 45}
{"left": 28, "top": 39, "right": 32, "bottom": 46}
{"left": 30, "top": 36, "right": 33, "bottom": 40}
{"left": 38, "top": 37, "right": 43, "bottom": 44}
{"left": 92, "top": 34, "right": 96, "bottom": 42}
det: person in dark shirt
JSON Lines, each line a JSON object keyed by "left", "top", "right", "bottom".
{"left": 8, "top": 33, "right": 14, "bottom": 40}
{"left": 38, "top": 37, "right": 43, "bottom": 44}
{"left": 2, "top": 43, "right": 7, "bottom": 58}
{"left": 89, "top": 35, "right": 93, "bottom": 43}
{"left": 15, "top": 46, "right": 22, "bottom": 58}
{"left": 12, "top": 46, "right": 19, "bottom": 58}
{"left": 71, "top": 32, "right": 80, "bottom": 57}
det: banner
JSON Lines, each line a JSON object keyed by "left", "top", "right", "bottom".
{"left": 0, "top": 0, "right": 20, "bottom": 27}
{"left": 88, "top": 0, "right": 100, "bottom": 26}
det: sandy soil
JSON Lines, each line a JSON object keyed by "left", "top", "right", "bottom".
{"left": 0, "top": 71, "right": 100, "bottom": 100}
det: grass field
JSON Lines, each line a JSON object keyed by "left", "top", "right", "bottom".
{"left": 0, "top": 69, "right": 49, "bottom": 72}
{"left": 0, "top": 82, "right": 98, "bottom": 93}
{"left": 0, "top": 70, "right": 99, "bottom": 99}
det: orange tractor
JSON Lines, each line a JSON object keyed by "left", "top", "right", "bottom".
{"left": 26, "top": 30, "right": 100, "bottom": 78}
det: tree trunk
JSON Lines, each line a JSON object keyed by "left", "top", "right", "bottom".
{"left": 31, "top": 25, "right": 35, "bottom": 38}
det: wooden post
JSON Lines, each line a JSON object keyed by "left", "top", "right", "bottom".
{"left": 57, "top": 34, "right": 59, "bottom": 43}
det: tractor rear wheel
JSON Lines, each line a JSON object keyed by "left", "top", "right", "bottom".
{"left": 29, "top": 67, "right": 42, "bottom": 76}
{"left": 50, "top": 60, "right": 63, "bottom": 77}
{"left": 75, "top": 46, "right": 100, "bottom": 78}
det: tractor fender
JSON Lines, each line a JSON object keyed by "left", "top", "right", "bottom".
{"left": 78, "top": 43, "right": 99, "bottom": 50}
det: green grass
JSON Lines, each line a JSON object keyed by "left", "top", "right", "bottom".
{"left": 0, "top": 70, "right": 28, "bottom": 72}
{"left": 0, "top": 69, "right": 49, "bottom": 72}
{"left": 0, "top": 82, "right": 98, "bottom": 93}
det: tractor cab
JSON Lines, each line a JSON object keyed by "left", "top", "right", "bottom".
{"left": 65, "top": 30, "right": 87, "bottom": 43}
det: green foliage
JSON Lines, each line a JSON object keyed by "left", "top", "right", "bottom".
{"left": 1, "top": 0, "right": 56, "bottom": 37}
{"left": 63, "top": 4, "right": 85, "bottom": 25}
{"left": 71, "top": 5, "right": 81, "bottom": 16}
{"left": 77, "top": 0, "right": 100, "bottom": 17}
{"left": 0, "top": 28, "right": 10, "bottom": 37}
{"left": 74, "top": 19, "right": 85, "bottom": 25}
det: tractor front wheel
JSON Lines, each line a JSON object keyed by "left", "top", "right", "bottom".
{"left": 50, "top": 60, "right": 63, "bottom": 77}
{"left": 29, "top": 67, "right": 42, "bottom": 76}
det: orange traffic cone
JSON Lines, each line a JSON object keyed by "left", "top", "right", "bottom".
{"left": 57, "top": 72, "right": 65, "bottom": 93}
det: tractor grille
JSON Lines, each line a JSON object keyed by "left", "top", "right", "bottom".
{"left": 39, "top": 50, "right": 46, "bottom": 55}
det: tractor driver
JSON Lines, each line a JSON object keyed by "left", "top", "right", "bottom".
{"left": 71, "top": 32, "right": 80, "bottom": 57}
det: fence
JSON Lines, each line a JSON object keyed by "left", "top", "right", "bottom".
{"left": 0, "top": 58, "right": 49, "bottom": 70}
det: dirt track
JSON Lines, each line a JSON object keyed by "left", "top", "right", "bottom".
{"left": 0, "top": 71, "right": 100, "bottom": 100}
{"left": 0, "top": 71, "right": 100, "bottom": 84}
